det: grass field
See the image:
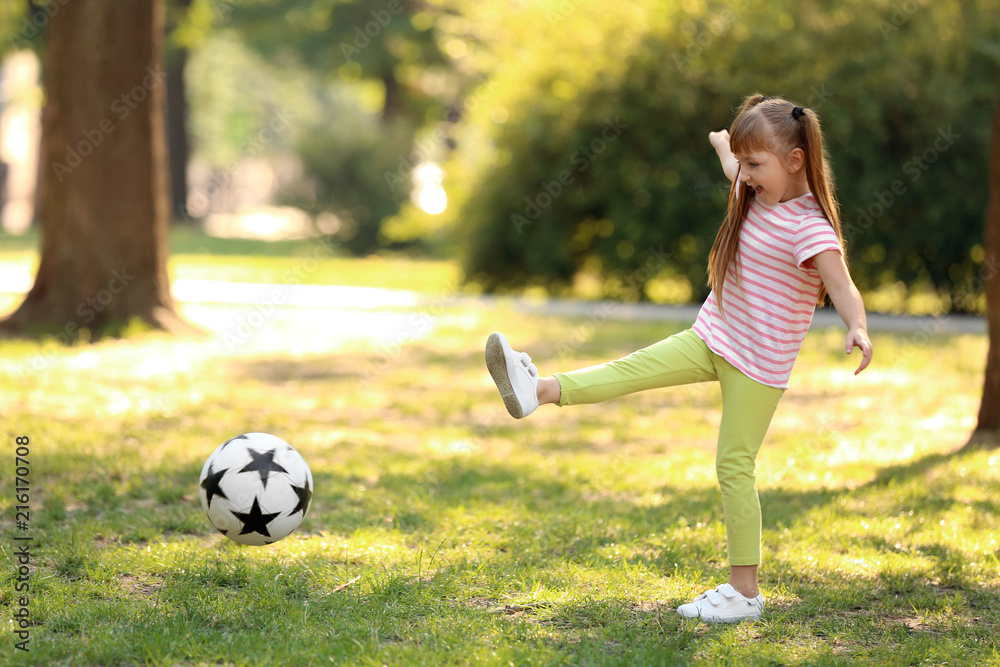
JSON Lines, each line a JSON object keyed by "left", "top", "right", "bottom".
{"left": 0, "top": 227, "right": 461, "bottom": 299}
{"left": 0, "top": 233, "right": 998, "bottom": 665}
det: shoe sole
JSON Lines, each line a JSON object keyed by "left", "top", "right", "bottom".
{"left": 485, "top": 333, "right": 523, "bottom": 419}
{"left": 677, "top": 610, "right": 762, "bottom": 623}
{"left": 698, "top": 613, "right": 761, "bottom": 623}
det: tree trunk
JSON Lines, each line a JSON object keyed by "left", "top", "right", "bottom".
{"left": 166, "top": 47, "right": 189, "bottom": 223}
{"left": 166, "top": 0, "right": 192, "bottom": 223}
{"left": 0, "top": 0, "right": 190, "bottom": 337}
{"left": 968, "top": 90, "right": 1000, "bottom": 449}
{"left": 381, "top": 71, "right": 405, "bottom": 123}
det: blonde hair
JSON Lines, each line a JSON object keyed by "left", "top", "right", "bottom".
{"left": 707, "top": 93, "right": 844, "bottom": 312}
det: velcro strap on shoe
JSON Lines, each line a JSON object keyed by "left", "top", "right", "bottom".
{"left": 705, "top": 590, "right": 723, "bottom": 606}
{"left": 519, "top": 352, "right": 538, "bottom": 377}
{"left": 716, "top": 584, "right": 742, "bottom": 599}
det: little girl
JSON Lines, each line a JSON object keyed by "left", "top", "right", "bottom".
{"left": 484, "top": 94, "right": 873, "bottom": 623}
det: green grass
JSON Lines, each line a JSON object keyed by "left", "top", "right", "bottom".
{"left": 0, "top": 227, "right": 462, "bottom": 296}
{"left": 0, "top": 264, "right": 997, "bottom": 664}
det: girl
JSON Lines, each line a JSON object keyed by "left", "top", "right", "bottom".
{"left": 484, "top": 94, "right": 873, "bottom": 623}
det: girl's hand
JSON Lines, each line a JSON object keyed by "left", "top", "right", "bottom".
{"left": 846, "top": 328, "right": 872, "bottom": 375}
{"left": 709, "top": 130, "right": 731, "bottom": 153}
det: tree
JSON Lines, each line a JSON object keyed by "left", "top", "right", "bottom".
{"left": 218, "top": 0, "right": 476, "bottom": 254}
{"left": 0, "top": 0, "right": 189, "bottom": 337}
{"left": 166, "top": 0, "right": 194, "bottom": 223}
{"left": 405, "top": 0, "right": 998, "bottom": 306}
{"left": 229, "top": 0, "right": 454, "bottom": 126}
{"left": 969, "top": 90, "right": 1000, "bottom": 448}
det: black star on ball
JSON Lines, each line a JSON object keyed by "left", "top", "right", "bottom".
{"left": 200, "top": 463, "right": 229, "bottom": 509}
{"left": 290, "top": 478, "right": 312, "bottom": 516}
{"left": 233, "top": 497, "right": 281, "bottom": 538}
{"left": 239, "top": 448, "right": 288, "bottom": 489}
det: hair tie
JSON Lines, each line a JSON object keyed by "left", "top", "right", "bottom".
{"left": 760, "top": 96, "right": 772, "bottom": 102}
{"left": 792, "top": 106, "right": 806, "bottom": 119}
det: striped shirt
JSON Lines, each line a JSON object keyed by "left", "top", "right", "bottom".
{"left": 692, "top": 192, "right": 843, "bottom": 389}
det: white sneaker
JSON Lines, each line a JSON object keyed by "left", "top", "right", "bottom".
{"left": 677, "top": 583, "right": 764, "bottom": 623}
{"left": 485, "top": 332, "right": 540, "bottom": 419}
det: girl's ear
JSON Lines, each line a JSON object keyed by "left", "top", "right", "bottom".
{"left": 786, "top": 147, "right": 806, "bottom": 173}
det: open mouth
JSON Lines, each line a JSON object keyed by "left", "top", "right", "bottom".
{"left": 750, "top": 185, "right": 763, "bottom": 195}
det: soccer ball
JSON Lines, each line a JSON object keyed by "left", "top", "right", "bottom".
{"left": 198, "top": 432, "right": 314, "bottom": 546}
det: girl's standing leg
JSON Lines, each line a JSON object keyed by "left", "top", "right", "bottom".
{"left": 713, "top": 354, "right": 784, "bottom": 598}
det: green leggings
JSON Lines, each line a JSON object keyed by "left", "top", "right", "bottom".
{"left": 553, "top": 328, "right": 783, "bottom": 566}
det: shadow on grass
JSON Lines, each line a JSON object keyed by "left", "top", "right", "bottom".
{"left": 46, "top": 339, "right": 991, "bottom": 614}
{"left": 59, "top": 346, "right": 988, "bottom": 551}
{"left": 233, "top": 356, "right": 370, "bottom": 384}
{"left": 865, "top": 451, "right": 961, "bottom": 489}
{"left": 230, "top": 345, "right": 492, "bottom": 382}
{"left": 309, "top": 451, "right": 995, "bottom": 577}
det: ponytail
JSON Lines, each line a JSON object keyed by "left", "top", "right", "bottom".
{"left": 707, "top": 94, "right": 845, "bottom": 310}
{"left": 795, "top": 106, "right": 845, "bottom": 306}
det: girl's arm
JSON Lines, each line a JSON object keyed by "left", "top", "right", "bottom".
{"left": 709, "top": 130, "right": 740, "bottom": 182}
{"left": 812, "top": 250, "right": 873, "bottom": 375}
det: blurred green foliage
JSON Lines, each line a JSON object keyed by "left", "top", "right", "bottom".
{"left": 3, "top": 0, "right": 999, "bottom": 311}
{"left": 0, "top": 2, "right": 39, "bottom": 58}
{"left": 388, "top": 0, "right": 1000, "bottom": 313}
{"left": 217, "top": 0, "right": 471, "bottom": 253}
{"left": 282, "top": 103, "right": 418, "bottom": 252}
{"left": 183, "top": 31, "right": 307, "bottom": 168}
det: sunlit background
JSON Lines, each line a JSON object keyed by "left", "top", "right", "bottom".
{"left": 1, "top": 0, "right": 996, "bottom": 315}
{"left": 0, "top": 3, "right": 998, "bottom": 663}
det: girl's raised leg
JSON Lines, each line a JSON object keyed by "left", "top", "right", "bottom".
{"left": 536, "top": 377, "right": 561, "bottom": 406}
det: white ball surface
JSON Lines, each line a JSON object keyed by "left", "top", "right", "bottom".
{"left": 198, "top": 433, "right": 313, "bottom": 546}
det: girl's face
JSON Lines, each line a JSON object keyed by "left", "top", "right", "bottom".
{"left": 734, "top": 148, "right": 808, "bottom": 206}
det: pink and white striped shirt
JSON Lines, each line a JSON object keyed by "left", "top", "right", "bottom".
{"left": 692, "top": 192, "right": 842, "bottom": 389}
